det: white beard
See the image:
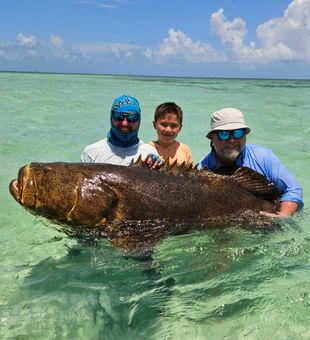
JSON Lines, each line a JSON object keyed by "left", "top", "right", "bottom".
{"left": 221, "top": 147, "right": 241, "bottom": 162}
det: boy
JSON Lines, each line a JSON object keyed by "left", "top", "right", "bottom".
{"left": 149, "top": 102, "right": 192, "bottom": 166}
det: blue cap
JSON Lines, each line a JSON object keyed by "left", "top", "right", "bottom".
{"left": 111, "top": 95, "right": 141, "bottom": 114}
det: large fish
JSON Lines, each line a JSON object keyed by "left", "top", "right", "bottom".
{"left": 9, "top": 161, "right": 280, "bottom": 250}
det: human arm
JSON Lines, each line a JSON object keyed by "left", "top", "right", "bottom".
{"left": 264, "top": 150, "right": 303, "bottom": 214}
{"left": 279, "top": 201, "right": 299, "bottom": 216}
{"left": 260, "top": 200, "right": 299, "bottom": 218}
{"left": 251, "top": 146, "right": 304, "bottom": 216}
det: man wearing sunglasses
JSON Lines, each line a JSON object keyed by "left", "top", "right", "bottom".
{"left": 81, "top": 95, "right": 162, "bottom": 168}
{"left": 198, "top": 108, "right": 303, "bottom": 217}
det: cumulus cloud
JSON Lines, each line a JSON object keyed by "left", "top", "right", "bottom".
{"left": 210, "top": 0, "right": 310, "bottom": 63}
{"left": 210, "top": 8, "right": 247, "bottom": 51}
{"left": 0, "top": 32, "right": 142, "bottom": 65}
{"left": 256, "top": 0, "right": 310, "bottom": 62}
{"left": 142, "top": 48, "right": 153, "bottom": 59}
{"left": 50, "top": 35, "right": 63, "bottom": 47}
{"left": 48, "top": 36, "right": 72, "bottom": 59}
{"left": 1, "top": 0, "right": 309, "bottom": 70}
{"left": 17, "top": 33, "right": 37, "bottom": 47}
{"left": 0, "top": 33, "right": 76, "bottom": 61}
{"left": 0, "top": 33, "right": 39, "bottom": 59}
{"left": 147, "top": 28, "right": 226, "bottom": 63}
{"left": 144, "top": 0, "right": 310, "bottom": 65}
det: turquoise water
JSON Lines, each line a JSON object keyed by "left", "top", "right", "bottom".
{"left": 1, "top": 72, "right": 309, "bottom": 339}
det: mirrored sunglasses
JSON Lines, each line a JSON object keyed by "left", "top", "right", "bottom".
{"left": 111, "top": 110, "right": 140, "bottom": 123}
{"left": 216, "top": 129, "right": 245, "bottom": 141}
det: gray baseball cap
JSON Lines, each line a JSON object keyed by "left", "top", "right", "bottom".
{"left": 206, "top": 108, "right": 251, "bottom": 139}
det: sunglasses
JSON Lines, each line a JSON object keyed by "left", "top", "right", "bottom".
{"left": 215, "top": 129, "right": 245, "bottom": 141}
{"left": 111, "top": 110, "right": 140, "bottom": 123}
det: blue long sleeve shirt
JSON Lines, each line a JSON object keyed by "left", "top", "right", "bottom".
{"left": 198, "top": 144, "right": 303, "bottom": 210}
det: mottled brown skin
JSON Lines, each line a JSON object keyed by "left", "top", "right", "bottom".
{"left": 9, "top": 162, "right": 280, "bottom": 250}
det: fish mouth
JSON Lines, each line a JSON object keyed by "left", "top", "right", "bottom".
{"left": 9, "top": 179, "right": 20, "bottom": 202}
{"left": 9, "top": 164, "right": 36, "bottom": 207}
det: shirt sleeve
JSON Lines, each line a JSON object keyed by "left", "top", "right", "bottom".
{"left": 197, "top": 151, "right": 216, "bottom": 170}
{"left": 197, "top": 159, "right": 204, "bottom": 170}
{"left": 262, "top": 149, "right": 304, "bottom": 210}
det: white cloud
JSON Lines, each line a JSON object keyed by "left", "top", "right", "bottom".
{"left": 256, "top": 0, "right": 310, "bottom": 62}
{"left": 1, "top": 0, "right": 309, "bottom": 71}
{"left": 142, "top": 48, "right": 153, "bottom": 59}
{"left": 72, "top": 42, "right": 141, "bottom": 61}
{"left": 97, "top": 3, "right": 115, "bottom": 9}
{"left": 210, "top": 0, "right": 310, "bottom": 63}
{"left": 0, "top": 33, "right": 142, "bottom": 65}
{"left": 50, "top": 35, "right": 63, "bottom": 47}
{"left": 113, "top": 0, "right": 132, "bottom": 4}
{"left": 48, "top": 36, "right": 71, "bottom": 59}
{"left": 0, "top": 33, "right": 75, "bottom": 61}
{"left": 17, "top": 33, "right": 37, "bottom": 47}
{"left": 146, "top": 0, "right": 310, "bottom": 65}
{"left": 210, "top": 8, "right": 247, "bottom": 51}
{"left": 148, "top": 28, "right": 226, "bottom": 63}
{"left": 76, "top": 1, "right": 118, "bottom": 9}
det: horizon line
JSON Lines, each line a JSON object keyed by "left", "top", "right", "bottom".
{"left": 0, "top": 69, "right": 309, "bottom": 82}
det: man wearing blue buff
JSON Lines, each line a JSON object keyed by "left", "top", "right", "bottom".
{"left": 198, "top": 107, "right": 303, "bottom": 217}
{"left": 81, "top": 95, "right": 162, "bottom": 167}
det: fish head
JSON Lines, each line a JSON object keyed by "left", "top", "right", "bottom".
{"left": 9, "top": 163, "right": 81, "bottom": 222}
{"left": 10, "top": 164, "right": 37, "bottom": 208}
{"left": 9, "top": 162, "right": 120, "bottom": 227}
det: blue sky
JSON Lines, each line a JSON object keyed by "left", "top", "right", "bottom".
{"left": 0, "top": 0, "right": 309, "bottom": 79}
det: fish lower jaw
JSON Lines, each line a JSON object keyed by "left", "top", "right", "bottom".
{"left": 9, "top": 179, "right": 20, "bottom": 202}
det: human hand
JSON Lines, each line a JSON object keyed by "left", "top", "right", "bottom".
{"left": 145, "top": 153, "right": 164, "bottom": 169}
{"left": 259, "top": 211, "right": 281, "bottom": 219}
{"left": 260, "top": 201, "right": 298, "bottom": 218}
{"left": 259, "top": 211, "right": 292, "bottom": 219}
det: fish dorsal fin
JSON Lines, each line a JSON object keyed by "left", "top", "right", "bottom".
{"left": 130, "top": 155, "right": 198, "bottom": 176}
{"left": 159, "top": 158, "right": 197, "bottom": 176}
{"left": 228, "top": 167, "right": 280, "bottom": 200}
{"left": 159, "top": 158, "right": 178, "bottom": 175}
{"left": 130, "top": 154, "right": 146, "bottom": 168}
{"left": 168, "top": 159, "right": 180, "bottom": 175}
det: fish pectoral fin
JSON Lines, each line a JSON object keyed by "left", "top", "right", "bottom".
{"left": 106, "top": 219, "right": 168, "bottom": 251}
{"left": 67, "top": 180, "right": 118, "bottom": 226}
{"left": 106, "top": 219, "right": 192, "bottom": 252}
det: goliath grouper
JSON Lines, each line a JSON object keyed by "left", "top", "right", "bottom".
{"left": 9, "top": 160, "right": 280, "bottom": 250}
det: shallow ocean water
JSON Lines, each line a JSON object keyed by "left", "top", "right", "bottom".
{"left": 1, "top": 72, "right": 309, "bottom": 339}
